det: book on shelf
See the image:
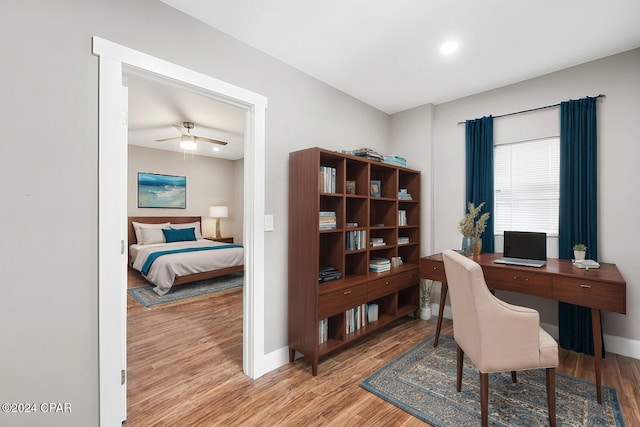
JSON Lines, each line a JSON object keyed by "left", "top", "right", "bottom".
{"left": 346, "top": 230, "right": 367, "bottom": 251}
{"left": 319, "top": 166, "right": 337, "bottom": 193}
{"left": 318, "top": 266, "right": 343, "bottom": 282}
{"left": 353, "top": 147, "right": 384, "bottom": 162}
{"left": 319, "top": 211, "right": 337, "bottom": 230}
{"left": 370, "top": 237, "right": 385, "bottom": 247}
{"left": 319, "top": 318, "right": 329, "bottom": 344}
{"left": 367, "top": 303, "right": 379, "bottom": 323}
{"left": 345, "top": 303, "right": 368, "bottom": 334}
{"left": 346, "top": 222, "right": 358, "bottom": 227}
{"left": 383, "top": 155, "right": 407, "bottom": 167}
{"left": 398, "top": 236, "right": 410, "bottom": 244}
{"left": 398, "top": 210, "right": 407, "bottom": 226}
{"left": 398, "top": 188, "right": 413, "bottom": 200}
{"left": 369, "top": 257, "right": 391, "bottom": 272}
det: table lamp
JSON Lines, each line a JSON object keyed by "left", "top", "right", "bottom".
{"left": 209, "top": 205, "right": 228, "bottom": 238}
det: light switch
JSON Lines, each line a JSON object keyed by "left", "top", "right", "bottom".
{"left": 264, "top": 214, "right": 274, "bottom": 231}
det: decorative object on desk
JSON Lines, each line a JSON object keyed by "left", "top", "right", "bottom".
{"left": 458, "top": 201, "right": 490, "bottom": 256}
{"left": 472, "top": 237, "right": 482, "bottom": 256}
{"left": 138, "top": 172, "right": 186, "bottom": 208}
{"left": 573, "top": 259, "right": 600, "bottom": 269}
{"left": 370, "top": 180, "right": 381, "bottom": 197}
{"left": 419, "top": 278, "right": 432, "bottom": 320}
{"left": 209, "top": 205, "right": 229, "bottom": 239}
{"left": 573, "top": 243, "right": 587, "bottom": 261}
{"left": 361, "top": 334, "right": 625, "bottom": 427}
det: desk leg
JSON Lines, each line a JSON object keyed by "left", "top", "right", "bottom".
{"left": 434, "top": 282, "right": 448, "bottom": 347}
{"left": 591, "top": 308, "right": 603, "bottom": 404}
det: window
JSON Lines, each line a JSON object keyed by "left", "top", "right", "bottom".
{"left": 494, "top": 137, "right": 559, "bottom": 235}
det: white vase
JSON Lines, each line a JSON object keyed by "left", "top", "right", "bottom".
{"left": 419, "top": 306, "right": 432, "bottom": 320}
{"left": 574, "top": 250, "right": 586, "bottom": 261}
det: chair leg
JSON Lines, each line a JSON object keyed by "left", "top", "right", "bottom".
{"left": 546, "top": 368, "right": 556, "bottom": 427}
{"left": 480, "top": 372, "right": 489, "bottom": 427}
{"left": 456, "top": 345, "right": 464, "bottom": 392}
{"left": 511, "top": 370, "right": 517, "bottom": 383}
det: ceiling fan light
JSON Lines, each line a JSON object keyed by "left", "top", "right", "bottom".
{"left": 180, "top": 135, "right": 197, "bottom": 150}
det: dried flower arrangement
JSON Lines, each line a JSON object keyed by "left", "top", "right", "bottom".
{"left": 458, "top": 201, "right": 490, "bottom": 240}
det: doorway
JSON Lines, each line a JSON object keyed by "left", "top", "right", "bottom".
{"left": 93, "top": 37, "right": 268, "bottom": 426}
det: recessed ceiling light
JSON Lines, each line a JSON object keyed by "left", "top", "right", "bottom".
{"left": 440, "top": 40, "right": 459, "bottom": 55}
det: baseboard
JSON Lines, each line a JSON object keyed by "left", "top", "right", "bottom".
{"left": 263, "top": 345, "right": 290, "bottom": 374}
{"left": 433, "top": 303, "right": 640, "bottom": 360}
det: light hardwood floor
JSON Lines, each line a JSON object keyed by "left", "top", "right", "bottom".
{"left": 126, "top": 273, "right": 640, "bottom": 426}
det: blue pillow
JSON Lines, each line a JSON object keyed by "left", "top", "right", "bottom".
{"left": 162, "top": 227, "right": 197, "bottom": 243}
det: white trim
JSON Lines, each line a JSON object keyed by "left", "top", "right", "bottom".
{"left": 93, "top": 37, "right": 268, "bottom": 426}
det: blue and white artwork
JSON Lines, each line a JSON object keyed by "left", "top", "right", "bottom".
{"left": 138, "top": 172, "right": 186, "bottom": 208}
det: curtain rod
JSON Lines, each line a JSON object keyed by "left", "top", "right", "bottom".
{"left": 457, "top": 94, "right": 605, "bottom": 125}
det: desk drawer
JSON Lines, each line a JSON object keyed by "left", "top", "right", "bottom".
{"left": 484, "top": 267, "right": 553, "bottom": 298}
{"left": 420, "top": 259, "right": 447, "bottom": 282}
{"left": 318, "top": 284, "right": 367, "bottom": 319}
{"left": 368, "top": 270, "right": 418, "bottom": 300}
{"left": 553, "top": 277, "right": 626, "bottom": 313}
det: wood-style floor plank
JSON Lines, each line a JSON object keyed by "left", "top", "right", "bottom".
{"left": 126, "top": 272, "right": 639, "bottom": 426}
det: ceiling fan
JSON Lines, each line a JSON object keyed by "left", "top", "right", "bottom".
{"left": 155, "top": 121, "right": 228, "bottom": 150}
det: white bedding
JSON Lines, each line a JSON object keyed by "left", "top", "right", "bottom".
{"left": 131, "top": 239, "right": 244, "bottom": 295}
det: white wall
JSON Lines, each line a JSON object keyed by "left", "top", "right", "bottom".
{"left": 427, "top": 49, "right": 640, "bottom": 348}
{"left": 0, "top": 1, "right": 389, "bottom": 426}
{"left": 128, "top": 145, "right": 241, "bottom": 241}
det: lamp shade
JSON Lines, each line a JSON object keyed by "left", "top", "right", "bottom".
{"left": 209, "top": 206, "right": 228, "bottom": 218}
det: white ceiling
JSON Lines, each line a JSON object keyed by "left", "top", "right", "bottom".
{"left": 126, "top": 72, "right": 246, "bottom": 160}
{"left": 161, "top": 0, "right": 640, "bottom": 114}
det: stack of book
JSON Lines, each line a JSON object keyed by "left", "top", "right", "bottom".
{"left": 319, "top": 166, "right": 336, "bottom": 193}
{"left": 383, "top": 155, "right": 407, "bottom": 167}
{"left": 369, "top": 257, "right": 391, "bottom": 273}
{"left": 319, "top": 211, "right": 337, "bottom": 230}
{"left": 346, "top": 230, "right": 367, "bottom": 250}
{"left": 398, "top": 210, "right": 407, "bottom": 226}
{"left": 398, "top": 189, "right": 413, "bottom": 200}
{"left": 353, "top": 148, "right": 384, "bottom": 162}
{"left": 318, "top": 267, "right": 342, "bottom": 282}
{"left": 370, "top": 237, "right": 385, "bottom": 247}
{"left": 398, "top": 236, "right": 409, "bottom": 245}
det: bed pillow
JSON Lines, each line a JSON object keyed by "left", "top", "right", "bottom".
{"left": 170, "top": 221, "right": 203, "bottom": 240}
{"left": 132, "top": 221, "right": 170, "bottom": 244}
{"left": 138, "top": 227, "right": 167, "bottom": 245}
{"left": 162, "top": 227, "right": 197, "bottom": 243}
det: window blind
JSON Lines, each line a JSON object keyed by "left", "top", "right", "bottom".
{"left": 494, "top": 137, "right": 559, "bottom": 235}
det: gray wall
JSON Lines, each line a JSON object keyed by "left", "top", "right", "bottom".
{"left": 1, "top": 1, "right": 389, "bottom": 426}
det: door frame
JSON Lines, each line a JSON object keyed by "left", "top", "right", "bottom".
{"left": 93, "top": 37, "right": 268, "bottom": 426}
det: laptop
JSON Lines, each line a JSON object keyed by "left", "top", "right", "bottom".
{"left": 494, "top": 231, "right": 547, "bottom": 268}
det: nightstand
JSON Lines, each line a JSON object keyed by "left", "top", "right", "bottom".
{"left": 206, "top": 236, "right": 234, "bottom": 244}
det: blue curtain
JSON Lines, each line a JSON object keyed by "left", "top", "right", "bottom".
{"left": 465, "top": 116, "right": 495, "bottom": 253}
{"left": 558, "top": 96, "right": 603, "bottom": 356}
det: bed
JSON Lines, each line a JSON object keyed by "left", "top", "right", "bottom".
{"left": 128, "top": 216, "right": 244, "bottom": 295}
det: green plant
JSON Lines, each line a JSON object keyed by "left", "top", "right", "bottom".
{"left": 573, "top": 243, "right": 587, "bottom": 251}
{"left": 458, "top": 202, "right": 490, "bottom": 240}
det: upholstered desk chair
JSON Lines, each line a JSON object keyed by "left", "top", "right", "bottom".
{"left": 442, "top": 249, "right": 559, "bottom": 427}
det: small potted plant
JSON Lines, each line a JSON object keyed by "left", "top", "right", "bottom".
{"left": 573, "top": 243, "right": 587, "bottom": 261}
{"left": 458, "top": 202, "right": 490, "bottom": 256}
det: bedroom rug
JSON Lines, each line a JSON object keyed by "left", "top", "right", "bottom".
{"left": 127, "top": 272, "right": 244, "bottom": 308}
{"left": 360, "top": 334, "right": 625, "bottom": 427}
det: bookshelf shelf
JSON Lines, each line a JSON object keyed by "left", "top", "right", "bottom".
{"left": 288, "top": 147, "right": 421, "bottom": 375}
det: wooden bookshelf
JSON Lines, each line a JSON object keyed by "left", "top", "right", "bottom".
{"left": 288, "top": 147, "right": 421, "bottom": 375}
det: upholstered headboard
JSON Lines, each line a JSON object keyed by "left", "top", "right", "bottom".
{"left": 127, "top": 216, "right": 203, "bottom": 246}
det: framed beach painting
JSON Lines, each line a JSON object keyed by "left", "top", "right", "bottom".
{"left": 138, "top": 172, "right": 186, "bottom": 208}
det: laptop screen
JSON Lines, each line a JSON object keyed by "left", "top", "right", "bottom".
{"left": 503, "top": 231, "right": 547, "bottom": 260}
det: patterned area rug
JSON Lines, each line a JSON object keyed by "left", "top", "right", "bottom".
{"left": 127, "top": 272, "right": 243, "bottom": 308}
{"left": 361, "top": 334, "right": 625, "bottom": 426}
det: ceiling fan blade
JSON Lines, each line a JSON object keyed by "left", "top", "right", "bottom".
{"left": 195, "top": 136, "right": 228, "bottom": 146}
{"left": 172, "top": 124, "right": 190, "bottom": 136}
{"left": 155, "top": 136, "right": 179, "bottom": 142}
